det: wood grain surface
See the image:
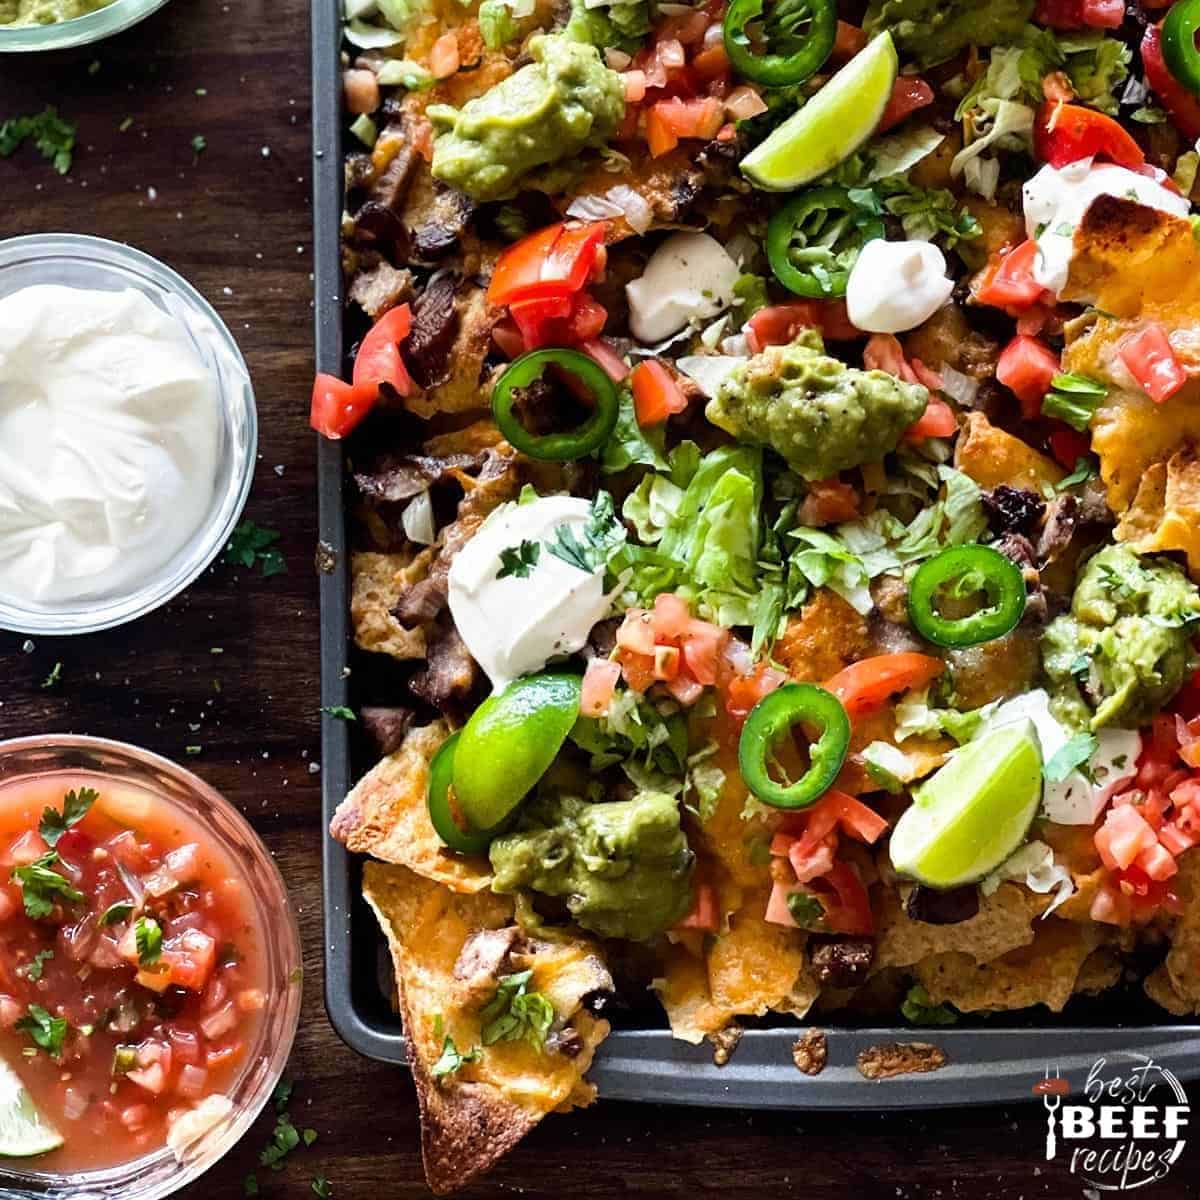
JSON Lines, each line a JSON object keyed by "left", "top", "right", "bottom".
{"left": 1, "top": 2, "right": 1198, "bottom": 1197}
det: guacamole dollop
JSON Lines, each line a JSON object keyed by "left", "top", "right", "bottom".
{"left": 863, "top": 0, "right": 1033, "bottom": 67}
{"left": 0, "top": 0, "right": 112, "bottom": 23}
{"left": 705, "top": 331, "right": 928, "bottom": 480}
{"left": 1042, "top": 545, "right": 1200, "bottom": 731}
{"left": 488, "top": 790, "right": 693, "bottom": 942}
{"left": 429, "top": 32, "right": 625, "bottom": 203}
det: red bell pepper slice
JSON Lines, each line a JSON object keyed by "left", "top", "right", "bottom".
{"left": 973, "top": 240, "right": 1046, "bottom": 312}
{"left": 877, "top": 76, "right": 934, "bottom": 133}
{"left": 486, "top": 221, "right": 607, "bottom": 308}
{"left": 631, "top": 359, "right": 689, "bottom": 426}
{"left": 1119, "top": 322, "right": 1188, "bottom": 403}
{"left": 1033, "top": 101, "right": 1145, "bottom": 169}
{"left": 351, "top": 303, "right": 413, "bottom": 396}
{"left": 310, "top": 373, "right": 379, "bottom": 440}
{"left": 746, "top": 301, "right": 859, "bottom": 351}
{"left": 824, "top": 653, "right": 944, "bottom": 720}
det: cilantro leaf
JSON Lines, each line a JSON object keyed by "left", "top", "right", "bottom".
{"left": 260, "top": 1112, "right": 301, "bottom": 1171}
{"left": 24, "top": 949, "right": 53, "bottom": 982}
{"left": 226, "top": 521, "right": 287, "bottom": 576}
{"left": 0, "top": 106, "right": 76, "bottom": 174}
{"left": 1044, "top": 732, "right": 1099, "bottom": 783}
{"left": 430, "top": 1034, "right": 481, "bottom": 1079}
{"left": 1056, "top": 457, "right": 1099, "bottom": 491}
{"left": 134, "top": 915, "right": 163, "bottom": 967}
{"left": 38, "top": 786, "right": 97, "bottom": 847}
{"left": 40, "top": 661, "right": 62, "bottom": 690}
{"left": 311, "top": 1176, "right": 332, "bottom": 1199}
{"left": 545, "top": 491, "right": 624, "bottom": 574}
{"left": 479, "top": 970, "right": 556, "bottom": 1050}
{"left": 496, "top": 539, "right": 540, "bottom": 580}
{"left": 1041, "top": 373, "right": 1106, "bottom": 432}
{"left": 11, "top": 851, "right": 84, "bottom": 920}
{"left": 785, "top": 891, "right": 827, "bottom": 930}
{"left": 320, "top": 705, "right": 356, "bottom": 721}
{"left": 901, "top": 985, "right": 958, "bottom": 1027}
{"left": 16, "top": 1003, "right": 69, "bottom": 1057}
{"left": 272, "top": 1079, "right": 293, "bottom": 1112}
{"left": 98, "top": 900, "right": 134, "bottom": 926}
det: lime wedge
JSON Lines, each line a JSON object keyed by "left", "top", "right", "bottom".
{"left": 889, "top": 721, "right": 1043, "bottom": 889}
{"left": 741, "top": 31, "right": 899, "bottom": 192}
{"left": 0, "top": 1059, "right": 62, "bottom": 1159}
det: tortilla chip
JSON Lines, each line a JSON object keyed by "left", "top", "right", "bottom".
{"left": 1143, "top": 847, "right": 1200, "bottom": 1014}
{"left": 774, "top": 589, "right": 873, "bottom": 683}
{"left": 1074, "top": 947, "right": 1122, "bottom": 997}
{"left": 874, "top": 882, "right": 1043, "bottom": 972}
{"left": 953, "top": 412, "right": 1064, "bottom": 491}
{"left": 914, "top": 919, "right": 1100, "bottom": 1014}
{"left": 350, "top": 551, "right": 427, "bottom": 660}
{"left": 1115, "top": 447, "right": 1200, "bottom": 576}
{"left": 362, "top": 862, "right": 611, "bottom": 1194}
{"left": 331, "top": 722, "right": 493, "bottom": 894}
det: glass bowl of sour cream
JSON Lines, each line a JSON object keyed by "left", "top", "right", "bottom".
{"left": 0, "top": 0, "right": 171, "bottom": 53}
{"left": 0, "top": 234, "right": 257, "bottom": 635}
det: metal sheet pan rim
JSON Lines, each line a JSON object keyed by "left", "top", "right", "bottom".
{"left": 310, "top": 0, "right": 1200, "bottom": 1105}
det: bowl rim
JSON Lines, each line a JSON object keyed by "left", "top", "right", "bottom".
{"left": 0, "top": 0, "right": 170, "bottom": 52}
{"left": 0, "top": 233, "right": 258, "bottom": 636}
{"left": 0, "top": 733, "right": 303, "bottom": 1200}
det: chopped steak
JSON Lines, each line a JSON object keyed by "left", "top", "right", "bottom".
{"left": 406, "top": 271, "right": 461, "bottom": 389}
{"left": 983, "top": 485, "right": 1045, "bottom": 536}
{"left": 408, "top": 620, "right": 478, "bottom": 712}
{"left": 354, "top": 449, "right": 482, "bottom": 505}
{"left": 360, "top": 706, "right": 416, "bottom": 757}
{"left": 454, "top": 927, "right": 520, "bottom": 993}
{"left": 905, "top": 885, "right": 980, "bottom": 926}
{"left": 348, "top": 256, "right": 414, "bottom": 320}
{"left": 808, "top": 937, "right": 875, "bottom": 989}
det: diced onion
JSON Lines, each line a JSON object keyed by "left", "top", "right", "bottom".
{"left": 606, "top": 184, "right": 653, "bottom": 234}
{"left": 657, "top": 37, "right": 685, "bottom": 67}
{"left": 940, "top": 364, "right": 981, "bottom": 409}
{"left": 725, "top": 86, "right": 768, "bottom": 120}
{"left": 402, "top": 491, "right": 436, "bottom": 545}
{"left": 604, "top": 47, "right": 632, "bottom": 70}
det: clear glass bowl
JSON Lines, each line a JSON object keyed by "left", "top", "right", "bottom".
{"left": 0, "top": 234, "right": 257, "bottom": 635}
{"left": 0, "top": 0, "right": 170, "bottom": 52}
{"left": 0, "top": 735, "right": 303, "bottom": 1200}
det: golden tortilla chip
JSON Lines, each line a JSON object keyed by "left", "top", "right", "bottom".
{"left": 774, "top": 589, "right": 873, "bottom": 683}
{"left": 1075, "top": 947, "right": 1122, "bottom": 997}
{"left": 350, "top": 551, "right": 427, "bottom": 660}
{"left": 874, "top": 882, "right": 1044, "bottom": 972}
{"left": 362, "top": 862, "right": 611, "bottom": 1194}
{"left": 914, "top": 919, "right": 1100, "bottom": 1014}
{"left": 330, "top": 722, "right": 493, "bottom": 894}
{"left": 1116, "top": 446, "right": 1200, "bottom": 576}
{"left": 1143, "top": 848, "right": 1200, "bottom": 1014}
{"left": 953, "top": 412, "right": 1064, "bottom": 491}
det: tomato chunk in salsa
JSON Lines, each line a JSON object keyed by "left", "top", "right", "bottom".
{"left": 0, "top": 774, "right": 267, "bottom": 1172}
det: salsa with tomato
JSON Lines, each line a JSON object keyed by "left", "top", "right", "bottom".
{"left": 0, "top": 773, "right": 269, "bottom": 1172}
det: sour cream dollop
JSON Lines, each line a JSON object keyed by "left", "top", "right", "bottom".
{"left": 625, "top": 232, "right": 741, "bottom": 344}
{"left": 1023, "top": 159, "right": 1191, "bottom": 296}
{"left": 447, "top": 495, "right": 612, "bottom": 691}
{"left": 845, "top": 239, "right": 954, "bottom": 334}
{"left": 0, "top": 284, "right": 221, "bottom": 608}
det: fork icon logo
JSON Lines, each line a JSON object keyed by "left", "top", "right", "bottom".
{"left": 1040, "top": 1066, "right": 1066, "bottom": 1161}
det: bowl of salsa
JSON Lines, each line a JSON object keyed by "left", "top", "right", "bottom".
{"left": 0, "top": 736, "right": 302, "bottom": 1199}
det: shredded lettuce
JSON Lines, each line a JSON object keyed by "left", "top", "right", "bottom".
{"left": 603, "top": 390, "right": 668, "bottom": 474}
{"left": 894, "top": 686, "right": 995, "bottom": 744}
{"left": 478, "top": 0, "right": 520, "bottom": 49}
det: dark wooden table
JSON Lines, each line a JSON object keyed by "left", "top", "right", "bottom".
{"left": 2, "top": 3, "right": 1198, "bottom": 1197}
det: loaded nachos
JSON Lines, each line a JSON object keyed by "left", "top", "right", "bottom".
{"left": 320, "top": 0, "right": 1200, "bottom": 1189}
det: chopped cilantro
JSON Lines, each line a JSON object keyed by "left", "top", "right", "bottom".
{"left": 430, "top": 1034, "right": 481, "bottom": 1079}
{"left": 192, "top": 133, "right": 207, "bottom": 158}
{"left": 0, "top": 106, "right": 76, "bottom": 174}
{"left": 260, "top": 1112, "right": 301, "bottom": 1171}
{"left": 785, "top": 891, "right": 826, "bottom": 930}
{"left": 545, "top": 491, "right": 623, "bottom": 574}
{"left": 1041, "top": 374, "right": 1106, "bottom": 432}
{"left": 272, "top": 1078, "right": 293, "bottom": 1112}
{"left": 39, "top": 786, "right": 97, "bottom": 847}
{"left": 16, "top": 1004, "right": 69, "bottom": 1057}
{"left": 98, "top": 900, "right": 134, "bottom": 927}
{"left": 1055, "top": 457, "right": 1099, "bottom": 491}
{"left": 134, "top": 916, "right": 163, "bottom": 967}
{"left": 226, "top": 521, "right": 287, "bottom": 576}
{"left": 118, "top": 116, "right": 133, "bottom": 132}
{"left": 480, "top": 971, "right": 555, "bottom": 1050}
{"left": 11, "top": 851, "right": 84, "bottom": 920}
{"left": 320, "top": 705, "right": 356, "bottom": 721}
{"left": 312, "top": 1176, "right": 333, "bottom": 1199}
{"left": 901, "top": 985, "right": 958, "bottom": 1026}
{"left": 24, "top": 949, "right": 53, "bottom": 982}
{"left": 244, "top": 1176, "right": 260, "bottom": 1198}
{"left": 1068, "top": 652, "right": 1091, "bottom": 679}
{"left": 40, "top": 661, "right": 62, "bottom": 689}
{"left": 496, "top": 539, "right": 540, "bottom": 580}
{"left": 303, "top": 1127, "right": 318, "bottom": 1147}
{"left": 1044, "top": 732, "right": 1099, "bottom": 783}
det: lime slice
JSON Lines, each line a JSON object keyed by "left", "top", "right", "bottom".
{"left": 889, "top": 721, "right": 1043, "bottom": 889}
{"left": 452, "top": 672, "right": 581, "bottom": 832}
{"left": 741, "top": 31, "right": 899, "bottom": 192}
{"left": 0, "top": 1059, "right": 62, "bottom": 1159}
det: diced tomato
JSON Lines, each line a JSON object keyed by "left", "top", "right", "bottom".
{"left": 1119, "top": 323, "right": 1187, "bottom": 403}
{"left": 487, "top": 221, "right": 608, "bottom": 307}
{"left": 997, "top": 334, "right": 1060, "bottom": 419}
{"left": 1033, "top": 101, "right": 1145, "bottom": 170}
{"left": 787, "top": 832, "right": 838, "bottom": 883}
{"left": 824, "top": 653, "right": 944, "bottom": 720}
{"left": 666, "top": 673, "right": 705, "bottom": 705}
{"left": 645, "top": 103, "right": 678, "bottom": 157}
{"left": 652, "top": 592, "right": 692, "bottom": 638}
{"left": 351, "top": 303, "right": 414, "bottom": 398}
{"left": 777, "top": 790, "right": 890, "bottom": 853}
{"left": 765, "top": 880, "right": 802, "bottom": 927}
{"left": 1177, "top": 715, "right": 1200, "bottom": 768}
{"left": 1137, "top": 713, "right": 1180, "bottom": 790}
{"left": 746, "top": 300, "right": 860, "bottom": 350}
{"left": 681, "top": 619, "right": 729, "bottom": 686}
{"left": 631, "top": 359, "right": 689, "bottom": 426}
{"left": 691, "top": 41, "right": 731, "bottom": 80}
{"left": 654, "top": 644, "right": 681, "bottom": 680}
{"left": 509, "top": 292, "right": 572, "bottom": 349}
{"left": 1095, "top": 803, "right": 1159, "bottom": 872}
{"left": 646, "top": 96, "right": 724, "bottom": 157}
{"left": 878, "top": 76, "right": 934, "bottom": 133}
{"left": 1036, "top": 0, "right": 1123, "bottom": 26}
{"left": 565, "top": 293, "right": 608, "bottom": 343}
{"left": 724, "top": 661, "right": 787, "bottom": 724}
{"left": 972, "top": 240, "right": 1046, "bottom": 312}
{"left": 617, "top": 608, "right": 658, "bottom": 656}
{"left": 310, "top": 373, "right": 378, "bottom": 440}
{"left": 581, "top": 658, "right": 621, "bottom": 718}
{"left": 491, "top": 317, "right": 525, "bottom": 360}
{"left": 833, "top": 20, "right": 868, "bottom": 59}
{"left": 615, "top": 647, "right": 657, "bottom": 693}
{"left": 675, "top": 881, "right": 720, "bottom": 932}
{"left": 1135, "top": 840, "right": 1178, "bottom": 881}
{"left": 906, "top": 398, "right": 958, "bottom": 440}
{"left": 1048, "top": 429, "right": 1091, "bottom": 469}
{"left": 580, "top": 337, "right": 630, "bottom": 382}
{"left": 1042, "top": 71, "right": 1076, "bottom": 103}
{"left": 812, "top": 861, "right": 874, "bottom": 935}
{"left": 798, "top": 478, "right": 860, "bottom": 525}
{"left": 1143, "top": 23, "right": 1200, "bottom": 143}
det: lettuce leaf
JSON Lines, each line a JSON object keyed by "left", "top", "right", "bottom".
{"left": 601, "top": 390, "right": 668, "bottom": 474}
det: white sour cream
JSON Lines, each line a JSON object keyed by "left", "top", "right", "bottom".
{"left": 1023, "top": 159, "right": 1191, "bottom": 296}
{"left": 845, "top": 238, "right": 954, "bottom": 334}
{"left": 447, "top": 495, "right": 612, "bottom": 691}
{"left": 0, "top": 284, "right": 221, "bottom": 608}
{"left": 626, "top": 232, "right": 741, "bottom": 344}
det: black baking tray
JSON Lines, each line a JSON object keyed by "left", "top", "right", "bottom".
{"left": 312, "top": 0, "right": 1200, "bottom": 1102}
